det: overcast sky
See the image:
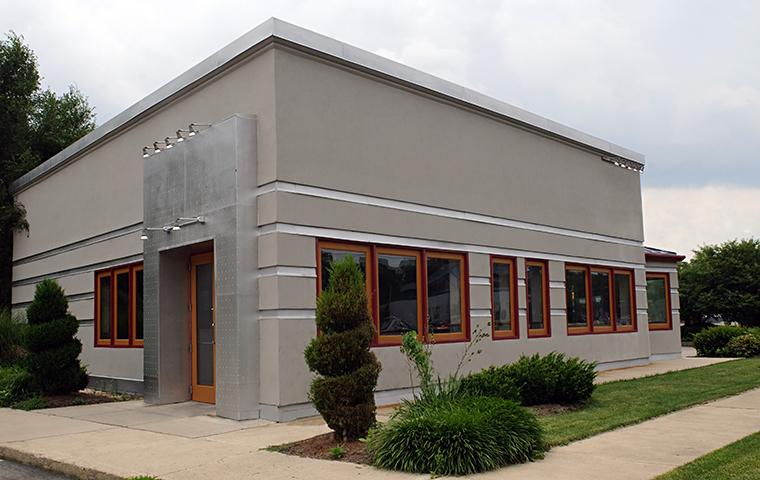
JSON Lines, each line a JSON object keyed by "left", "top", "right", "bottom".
{"left": 2, "top": 0, "right": 758, "bottom": 257}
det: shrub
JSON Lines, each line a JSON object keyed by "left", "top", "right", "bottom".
{"left": 693, "top": 325, "right": 747, "bottom": 357}
{"left": 0, "top": 309, "right": 27, "bottom": 366}
{"left": 463, "top": 353, "right": 596, "bottom": 406}
{"left": 724, "top": 333, "right": 760, "bottom": 358}
{"left": 305, "top": 256, "right": 380, "bottom": 441}
{"left": 0, "top": 365, "right": 34, "bottom": 407}
{"left": 459, "top": 365, "right": 521, "bottom": 403}
{"left": 367, "top": 395, "right": 544, "bottom": 476}
{"left": 24, "top": 279, "right": 88, "bottom": 394}
{"left": 11, "top": 395, "right": 48, "bottom": 410}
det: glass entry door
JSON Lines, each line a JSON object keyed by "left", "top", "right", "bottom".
{"left": 190, "top": 252, "right": 215, "bottom": 403}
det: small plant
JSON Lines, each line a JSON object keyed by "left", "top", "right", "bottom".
{"left": 724, "top": 333, "right": 760, "bottom": 358}
{"left": 329, "top": 445, "right": 346, "bottom": 460}
{"left": 368, "top": 396, "right": 544, "bottom": 475}
{"left": 693, "top": 325, "right": 747, "bottom": 357}
{"left": 11, "top": 394, "right": 48, "bottom": 410}
{"left": 304, "top": 256, "right": 380, "bottom": 441}
{"left": 24, "top": 279, "right": 88, "bottom": 395}
{"left": 0, "top": 365, "right": 34, "bottom": 407}
{"left": 0, "top": 309, "right": 27, "bottom": 366}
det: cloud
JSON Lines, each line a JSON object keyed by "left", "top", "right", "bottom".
{"left": 643, "top": 186, "right": 760, "bottom": 259}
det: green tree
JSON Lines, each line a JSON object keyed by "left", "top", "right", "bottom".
{"left": 0, "top": 32, "right": 95, "bottom": 309}
{"left": 25, "top": 279, "right": 87, "bottom": 394}
{"left": 679, "top": 239, "right": 760, "bottom": 328}
{"left": 304, "top": 256, "right": 381, "bottom": 441}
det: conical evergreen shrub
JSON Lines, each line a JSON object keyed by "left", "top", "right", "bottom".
{"left": 25, "top": 279, "right": 88, "bottom": 394}
{"left": 305, "top": 256, "right": 381, "bottom": 441}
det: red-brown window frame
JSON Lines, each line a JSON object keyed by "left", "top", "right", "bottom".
{"left": 525, "top": 259, "right": 551, "bottom": 338}
{"left": 490, "top": 256, "right": 519, "bottom": 340}
{"left": 94, "top": 262, "right": 144, "bottom": 348}
{"left": 646, "top": 272, "right": 672, "bottom": 331}
{"left": 565, "top": 264, "right": 592, "bottom": 335}
{"left": 132, "top": 265, "right": 145, "bottom": 347}
{"left": 315, "top": 239, "right": 470, "bottom": 347}
{"left": 565, "top": 264, "right": 638, "bottom": 335}
{"left": 590, "top": 267, "right": 615, "bottom": 334}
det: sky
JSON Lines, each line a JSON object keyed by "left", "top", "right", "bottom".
{"left": 2, "top": 0, "right": 758, "bottom": 258}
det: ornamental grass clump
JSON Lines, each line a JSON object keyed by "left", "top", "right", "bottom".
{"left": 304, "top": 256, "right": 380, "bottom": 441}
{"left": 24, "top": 279, "right": 88, "bottom": 394}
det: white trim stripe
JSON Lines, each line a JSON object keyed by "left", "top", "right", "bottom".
{"left": 469, "top": 276, "right": 491, "bottom": 286}
{"left": 549, "top": 281, "right": 565, "bottom": 289}
{"left": 258, "top": 266, "right": 317, "bottom": 278}
{"left": 646, "top": 267, "right": 678, "bottom": 273}
{"left": 259, "top": 309, "right": 316, "bottom": 320}
{"left": 517, "top": 279, "right": 527, "bottom": 287}
{"left": 470, "top": 309, "right": 492, "bottom": 318}
{"left": 257, "top": 181, "right": 643, "bottom": 247}
{"left": 550, "top": 309, "right": 566, "bottom": 316}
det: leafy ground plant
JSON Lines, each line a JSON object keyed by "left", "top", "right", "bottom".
{"left": 329, "top": 445, "right": 346, "bottom": 460}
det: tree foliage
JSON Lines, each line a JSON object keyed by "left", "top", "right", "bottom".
{"left": 304, "top": 256, "right": 380, "bottom": 441}
{"left": 679, "top": 239, "right": 760, "bottom": 328}
{"left": 0, "top": 32, "right": 95, "bottom": 309}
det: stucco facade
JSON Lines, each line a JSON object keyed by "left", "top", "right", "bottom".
{"left": 10, "top": 19, "right": 682, "bottom": 421}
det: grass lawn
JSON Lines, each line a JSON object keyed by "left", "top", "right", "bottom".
{"left": 540, "top": 357, "right": 760, "bottom": 446}
{"left": 655, "top": 430, "right": 760, "bottom": 480}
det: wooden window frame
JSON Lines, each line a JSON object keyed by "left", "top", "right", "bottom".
{"left": 94, "top": 262, "right": 144, "bottom": 348}
{"left": 564, "top": 264, "right": 638, "bottom": 335}
{"left": 491, "top": 256, "right": 519, "bottom": 340}
{"left": 424, "top": 251, "right": 469, "bottom": 344}
{"left": 315, "top": 239, "right": 470, "bottom": 347}
{"left": 132, "top": 264, "right": 145, "bottom": 347}
{"left": 590, "top": 267, "right": 615, "bottom": 334}
{"left": 525, "top": 259, "right": 550, "bottom": 338}
{"left": 646, "top": 272, "right": 672, "bottom": 331}
{"left": 565, "top": 264, "right": 592, "bottom": 335}
{"left": 112, "top": 267, "right": 132, "bottom": 346}
{"left": 374, "top": 246, "right": 425, "bottom": 346}
{"left": 613, "top": 270, "right": 636, "bottom": 332}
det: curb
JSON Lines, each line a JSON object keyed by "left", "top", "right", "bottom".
{"left": 0, "top": 446, "right": 122, "bottom": 480}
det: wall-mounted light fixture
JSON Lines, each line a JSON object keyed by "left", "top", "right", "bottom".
{"left": 601, "top": 155, "right": 645, "bottom": 173}
{"left": 140, "top": 216, "right": 206, "bottom": 241}
{"left": 140, "top": 122, "right": 212, "bottom": 159}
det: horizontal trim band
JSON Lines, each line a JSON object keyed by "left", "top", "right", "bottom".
{"left": 257, "top": 181, "right": 644, "bottom": 247}
{"left": 469, "top": 276, "right": 491, "bottom": 286}
{"left": 550, "top": 308, "right": 567, "bottom": 315}
{"left": 12, "top": 254, "right": 143, "bottom": 287}
{"left": 258, "top": 266, "right": 317, "bottom": 278}
{"left": 549, "top": 281, "right": 565, "bottom": 289}
{"left": 12, "top": 292, "right": 95, "bottom": 309}
{"left": 13, "top": 222, "right": 143, "bottom": 267}
{"left": 470, "top": 309, "right": 492, "bottom": 317}
{"left": 646, "top": 267, "right": 678, "bottom": 273}
{"left": 259, "top": 309, "right": 316, "bottom": 320}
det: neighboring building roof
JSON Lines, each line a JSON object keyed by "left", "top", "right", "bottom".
{"left": 644, "top": 246, "right": 686, "bottom": 263}
{"left": 11, "top": 18, "right": 645, "bottom": 194}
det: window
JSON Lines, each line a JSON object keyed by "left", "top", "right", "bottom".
{"left": 491, "top": 257, "right": 518, "bottom": 339}
{"left": 316, "top": 240, "right": 469, "bottom": 346}
{"left": 646, "top": 272, "right": 672, "bottom": 330}
{"left": 564, "top": 264, "right": 637, "bottom": 334}
{"left": 426, "top": 252, "right": 467, "bottom": 341}
{"left": 565, "top": 266, "right": 590, "bottom": 333}
{"left": 526, "top": 260, "right": 549, "bottom": 337}
{"left": 95, "top": 262, "right": 144, "bottom": 347}
{"left": 591, "top": 268, "right": 613, "bottom": 332}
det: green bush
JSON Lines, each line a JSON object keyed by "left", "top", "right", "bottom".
{"left": 11, "top": 395, "right": 48, "bottom": 410}
{"left": 693, "top": 325, "right": 747, "bottom": 357}
{"left": 0, "top": 310, "right": 27, "bottom": 366}
{"left": 0, "top": 365, "right": 34, "bottom": 407}
{"left": 724, "top": 333, "right": 760, "bottom": 358}
{"left": 368, "top": 395, "right": 544, "bottom": 476}
{"left": 24, "top": 279, "right": 88, "bottom": 394}
{"left": 305, "top": 256, "right": 380, "bottom": 441}
{"left": 463, "top": 353, "right": 596, "bottom": 406}
{"left": 459, "top": 365, "right": 521, "bottom": 402}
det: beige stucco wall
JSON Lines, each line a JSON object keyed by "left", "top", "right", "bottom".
{"left": 11, "top": 49, "right": 277, "bottom": 383}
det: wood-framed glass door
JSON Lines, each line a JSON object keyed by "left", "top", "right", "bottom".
{"left": 190, "top": 252, "right": 215, "bottom": 403}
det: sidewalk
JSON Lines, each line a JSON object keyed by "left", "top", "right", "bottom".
{"left": 0, "top": 352, "right": 749, "bottom": 480}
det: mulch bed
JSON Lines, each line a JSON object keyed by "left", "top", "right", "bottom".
{"left": 42, "top": 389, "right": 141, "bottom": 408}
{"left": 529, "top": 403, "right": 583, "bottom": 416}
{"left": 273, "top": 432, "right": 371, "bottom": 465}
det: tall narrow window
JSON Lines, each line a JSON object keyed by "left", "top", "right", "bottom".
{"left": 114, "top": 268, "right": 131, "bottom": 345}
{"left": 614, "top": 271, "right": 634, "bottom": 331}
{"left": 377, "top": 248, "right": 422, "bottom": 342}
{"left": 96, "top": 272, "right": 112, "bottom": 345}
{"left": 526, "top": 260, "right": 549, "bottom": 337}
{"left": 133, "top": 266, "right": 144, "bottom": 345}
{"left": 426, "top": 252, "right": 467, "bottom": 341}
{"left": 591, "top": 269, "right": 613, "bottom": 331}
{"left": 492, "top": 258, "right": 517, "bottom": 339}
{"left": 647, "top": 273, "right": 672, "bottom": 330}
{"left": 566, "top": 266, "right": 590, "bottom": 333}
